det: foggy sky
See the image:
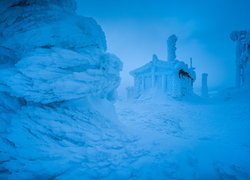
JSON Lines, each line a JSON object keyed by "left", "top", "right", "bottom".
{"left": 76, "top": 0, "right": 250, "bottom": 93}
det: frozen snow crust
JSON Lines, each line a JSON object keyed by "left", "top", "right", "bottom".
{"left": 115, "top": 89, "right": 250, "bottom": 179}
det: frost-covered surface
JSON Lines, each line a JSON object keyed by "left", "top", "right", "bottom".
{"left": 129, "top": 35, "right": 196, "bottom": 98}
{"left": 0, "top": 0, "right": 250, "bottom": 179}
{"left": 231, "top": 30, "right": 250, "bottom": 87}
{"left": 2, "top": 83, "right": 250, "bottom": 179}
{"left": 0, "top": 0, "right": 125, "bottom": 178}
{"left": 116, "top": 89, "right": 250, "bottom": 179}
{"left": 0, "top": 0, "right": 105, "bottom": 59}
{"left": 0, "top": 48, "right": 121, "bottom": 104}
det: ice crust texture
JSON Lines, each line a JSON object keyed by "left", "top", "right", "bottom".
{"left": 0, "top": 0, "right": 125, "bottom": 178}
{"left": 0, "top": 0, "right": 122, "bottom": 103}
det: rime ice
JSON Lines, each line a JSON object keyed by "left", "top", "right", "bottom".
{"left": 231, "top": 30, "right": 250, "bottom": 87}
{"left": 0, "top": 0, "right": 124, "bottom": 178}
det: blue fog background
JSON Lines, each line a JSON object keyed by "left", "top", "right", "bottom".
{"left": 76, "top": 0, "right": 250, "bottom": 94}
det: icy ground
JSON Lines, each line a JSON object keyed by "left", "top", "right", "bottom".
{"left": 1, "top": 89, "right": 250, "bottom": 179}
{"left": 114, "top": 90, "right": 250, "bottom": 179}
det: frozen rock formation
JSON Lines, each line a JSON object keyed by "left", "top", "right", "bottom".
{"left": 0, "top": 0, "right": 125, "bottom": 178}
{"left": 0, "top": 0, "right": 122, "bottom": 110}
{"left": 230, "top": 30, "right": 250, "bottom": 87}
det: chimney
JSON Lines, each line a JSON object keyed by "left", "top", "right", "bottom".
{"left": 190, "top": 57, "right": 193, "bottom": 68}
{"left": 167, "top": 34, "right": 177, "bottom": 62}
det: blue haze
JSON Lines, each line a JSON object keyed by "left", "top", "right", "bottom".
{"left": 76, "top": 0, "right": 250, "bottom": 93}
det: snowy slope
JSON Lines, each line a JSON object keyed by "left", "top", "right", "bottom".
{"left": 116, "top": 90, "right": 250, "bottom": 179}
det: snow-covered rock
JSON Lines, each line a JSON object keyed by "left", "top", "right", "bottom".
{"left": 0, "top": 48, "right": 121, "bottom": 104}
{"left": 230, "top": 30, "right": 250, "bottom": 87}
{"left": 0, "top": 0, "right": 125, "bottom": 178}
{"left": 0, "top": 0, "right": 106, "bottom": 59}
{"left": 0, "top": 0, "right": 122, "bottom": 105}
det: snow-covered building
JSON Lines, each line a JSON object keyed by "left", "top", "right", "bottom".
{"left": 230, "top": 30, "right": 250, "bottom": 87}
{"left": 128, "top": 35, "right": 196, "bottom": 98}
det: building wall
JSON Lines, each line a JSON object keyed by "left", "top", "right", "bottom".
{"left": 131, "top": 69, "right": 193, "bottom": 98}
{"left": 144, "top": 76, "right": 152, "bottom": 90}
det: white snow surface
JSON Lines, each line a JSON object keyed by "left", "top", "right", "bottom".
{"left": 115, "top": 89, "right": 250, "bottom": 179}
{"left": 1, "top": 86, "right": 250, "bottom": 179}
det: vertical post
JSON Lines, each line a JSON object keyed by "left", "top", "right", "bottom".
{"left": 201, "top": 73, "right": 208, "bottom": 98}
{"left": 134, "top": 76, "right": 139, "bottom": 98}
{"left": 151, "top": 66, "right": 155, "bottom": 88}
{"left": 230, "top": 31, "right": 247, "bottom": 87}
{"left": 235, "top": 40, "right": 241, "bottom": 87}
{"left": 162, "top": 74, "right": 166, "bottom": 91}
{"left": 142, "top": 76, "right": 145, "bottom": 91}
{"left": 190, "top": 57, "right": 193, "bottom": 68}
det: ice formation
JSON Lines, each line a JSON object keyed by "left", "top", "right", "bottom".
{"left": 167, "top": 34, "right": 177, "bottom": 62}
{"left": 0, "top": 0, "right": 124, "bottom": 178}
{"left": 231, "top": 30, "right": 250, "bottom": 87}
